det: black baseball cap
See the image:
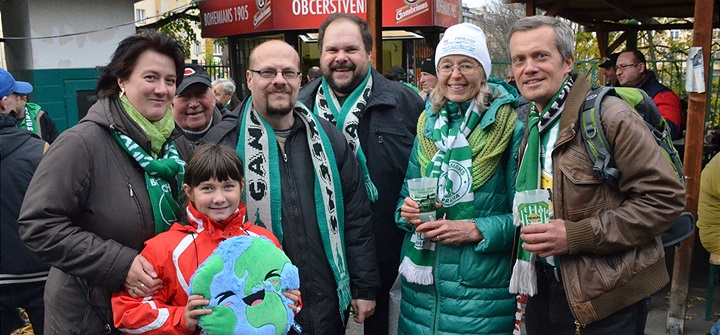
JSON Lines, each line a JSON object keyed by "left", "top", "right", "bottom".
{"left": 599, "top": 53, "right": 620, "bottom": 68}
{"left": 176, "top": 64, "right": 211, "bottom": 95}
{"left": 420, "top": 58, "right": 436, "bottom": 76}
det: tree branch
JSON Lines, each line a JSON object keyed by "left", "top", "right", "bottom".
{"left": 138, "top": 6, "right": 199, "bottom": 31}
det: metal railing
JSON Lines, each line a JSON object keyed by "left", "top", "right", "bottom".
{"left": 202, "top": 65, "right": 233, "bottom": 81}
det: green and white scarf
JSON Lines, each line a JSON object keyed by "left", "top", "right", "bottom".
{"left": 313, "top": 67, "right": 378, "bottom": 203}
{"left": 110, "top": 131, "right": 185, "bottom": 235}
{"left": 510, "top": 77, "right": 573, "bottom": 296}
{"left": 399, "top": 101, "right": 485, "bottom": 285}
{"left": 120, "top": 94, "right": 176, "bottom": 157}
{"left": 18, "top": 103, "right": 40, "bottom": 134}
{"left": 237, "top": 97, "right": 351, "bottom": 320}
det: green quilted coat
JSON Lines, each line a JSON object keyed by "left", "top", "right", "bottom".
{"left": 394, "top": 80, "right": 525, "bottom": 335}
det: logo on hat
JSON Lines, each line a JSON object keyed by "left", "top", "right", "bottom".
{"left": 176, "top": 65, "right": 212, "bottom": 95}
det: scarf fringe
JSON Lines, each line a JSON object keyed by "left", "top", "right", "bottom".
{"left": 364, "top": 174, "right": 378, "bottom": 203}
{"left": 398, "top": 256, "right": 434, "bottom": 285}
{"left": 509, "top": 258, "right": 537, "bottom": 296}
{"left": 337, "top": 276, "right": 352, "bottom": 323}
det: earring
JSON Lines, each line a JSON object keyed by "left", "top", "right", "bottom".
{"left": 119, "top": 86, "right": 125, "bottom": 98}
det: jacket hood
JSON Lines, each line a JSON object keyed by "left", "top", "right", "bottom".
{"left": 0, "top": 113, "right": 36, "bottom": 159}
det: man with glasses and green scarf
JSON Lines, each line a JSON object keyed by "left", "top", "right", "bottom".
{"left": 298, "top": 13, "right": 424, "bottom": 335}
{"left": 507, "top": 16, "right": 685, "bottom": 334}
{"left": 238, "top": 39, "right": 380, "bottom": 334}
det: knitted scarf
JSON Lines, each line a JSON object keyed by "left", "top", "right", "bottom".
{"left": 110, "top": 131, "right": 185, "bottom": 235}
{"left": 120, "top": 94, "right": 176, "bottom": 157}
{"left": 509, "top": 77, "right": 573, "bottom": 296}
{"left": 237, "top": 97, "right": 351, "bottom": 320}
{"left": 398, "top": 99, "right": 516, "bottom": 285}
{"left": 313, "top": 67, "right": 378, "bottom": 203}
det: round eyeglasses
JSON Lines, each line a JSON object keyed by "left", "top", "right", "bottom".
{"left": 437, "top": 64, "right": 482, "bottom": 76}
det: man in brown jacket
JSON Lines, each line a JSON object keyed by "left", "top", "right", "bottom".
{"left": 507, "top": 16, "right": 685, "bottom": 334}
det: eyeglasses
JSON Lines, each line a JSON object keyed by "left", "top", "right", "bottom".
{"left": 437, "top": 64, "right": 482, "bottom": 76}
{"left": 615, "top": 63, "right": 638, "bottom": 71}
{"left": 249, "top": 69, "right": 301, "bottom": 79}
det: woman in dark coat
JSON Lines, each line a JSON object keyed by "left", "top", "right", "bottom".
{"left": 18, "top": 31, "right": 186, "bottom": 334}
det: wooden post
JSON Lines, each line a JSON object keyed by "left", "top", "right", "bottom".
{"left": 367, "top": 0, "right": 382, "bottom": 71}
{"left": 525, "top": 0, "right": 536, "bottom": 16}
{"left": 666, "top": 0, "right": 714, "bottom": 333}
{"left": 597, "top": 28, "right": 609, "bottom": 58}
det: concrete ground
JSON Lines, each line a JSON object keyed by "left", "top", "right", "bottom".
{"left": 346, "top": 286, "right": 718, "bottom": 335}
{"left": 645, "top": 285, "right": 718, "bottom": 335}
{"left": 346, "top": 241, "right": 719, "bottom": 335}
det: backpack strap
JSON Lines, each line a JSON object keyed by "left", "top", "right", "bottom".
{"left": 580, "top": 85, "right": 620, "bottom": 186}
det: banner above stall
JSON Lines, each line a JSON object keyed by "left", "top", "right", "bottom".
{"left": 200, "top": 0, "right": 462, "bottom": 38}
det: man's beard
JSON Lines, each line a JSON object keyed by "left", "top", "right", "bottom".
{"left": 266, "top": 103, "right": 293, "bottom": 117}
{"left": 325, "top": 63, "right": 367, "bottom": 95}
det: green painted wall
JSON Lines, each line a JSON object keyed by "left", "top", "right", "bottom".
{"left": 24, "top": 68, "right": 100, "bottom": 132}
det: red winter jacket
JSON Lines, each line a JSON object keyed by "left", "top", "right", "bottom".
{"left": 638, "top": 71, "right": 682, "bottom": 137}
{"left": 111, "top": 202, "right": 280, "bottom": 334}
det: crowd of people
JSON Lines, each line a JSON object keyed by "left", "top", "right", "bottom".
{"left": 0, "top": 12, "right": 717, "bottom": 335}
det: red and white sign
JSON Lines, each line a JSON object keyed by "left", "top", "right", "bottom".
{"left": 200, "top": 0, "right": 461, "bottom": 38}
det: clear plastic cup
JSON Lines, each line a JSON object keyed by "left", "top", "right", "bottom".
{"left": 407, "top": 177, "right": 438, "bottom": 222}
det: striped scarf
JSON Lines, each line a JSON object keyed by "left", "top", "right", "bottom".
{"left": 110, "top": 132, "right": 185, "bottom": 234}
{"left": 313, "top": 67, "right": 378, "bottom": 203}
{"left": 509, "top": 77, "right": 573, "bottom": 296}
{"left": 399, "top": 99, "right": 515, "bottom": 285}
{"left": 237, "top": 98, "right": 351, "bottom": 321}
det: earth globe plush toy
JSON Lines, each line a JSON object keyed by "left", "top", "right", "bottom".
{"left": 190, "top": 235, "right": 300, "bottom": 335}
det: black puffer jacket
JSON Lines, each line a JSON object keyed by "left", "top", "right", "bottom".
{"left": 18, "top": 97, "right": 183, "bottom": 334}
{"left": 298, "top": 70, "right": 423, "bottom": 314}
{"left": 0, "top": 114, "right": 48, "bottom": 280}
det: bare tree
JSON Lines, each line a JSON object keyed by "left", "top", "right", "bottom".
{"left": 477, "top": 0, "right": 526, "bottom": 63}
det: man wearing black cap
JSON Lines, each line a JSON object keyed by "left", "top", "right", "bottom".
{"left": 419, "top": 57, "right": 438, "bottom": 103}
{"left": 599, "top": 52, "right": 619, "bottom": 86}
{"left": 173, "top": 64, "right": 237, "bottom": 159}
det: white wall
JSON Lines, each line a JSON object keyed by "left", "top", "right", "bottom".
{"left": 1, "top": 0, "right": 137, "bottom": 70}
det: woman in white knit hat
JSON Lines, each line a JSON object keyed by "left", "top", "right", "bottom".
{"left": 395, "top": 22, "right": 525, "bottom": 335}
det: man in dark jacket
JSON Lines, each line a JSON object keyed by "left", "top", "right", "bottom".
{"left": 297, "top": 14, "right": 423, "bottom": 335}
{"left": 508, "top": 16, "right": 685, "bottom": 334}
{"left": 16, "top": 95, "right": 59, "bottom": 144}
{"left": 0, "top": 68, "right": 49, "bottom": 335}
{"left": 598, "top": 52, "right": 619, "bottom": 86}
{"left": 239, "top": 39, "right": 380, "bottom": 334}
{"left": 616, "top": 50, "right": 683, "bottom": 140}
{"left": 173, "top": 64, "right": 234, "bottom": 159}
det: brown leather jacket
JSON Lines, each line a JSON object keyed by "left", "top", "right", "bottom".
{"left": 517, "top": 73, "right": 686, "bottom": 325}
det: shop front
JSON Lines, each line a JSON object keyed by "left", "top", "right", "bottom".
{"left": 199, "top": 0, "right": 461, "bottom": 95}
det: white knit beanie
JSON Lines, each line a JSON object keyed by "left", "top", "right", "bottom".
{"left": 435, "top": 22, "right": 492, "bottom": 80}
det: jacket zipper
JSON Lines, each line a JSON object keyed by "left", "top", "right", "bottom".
{"left": 433, "top": 242, "right": 441, "bottom": 333}
{"left": 109, "top": 123, "right": 148, "bottom": 230}
{"left": 554, "top": 125, "right": 587, "bottom": 331}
